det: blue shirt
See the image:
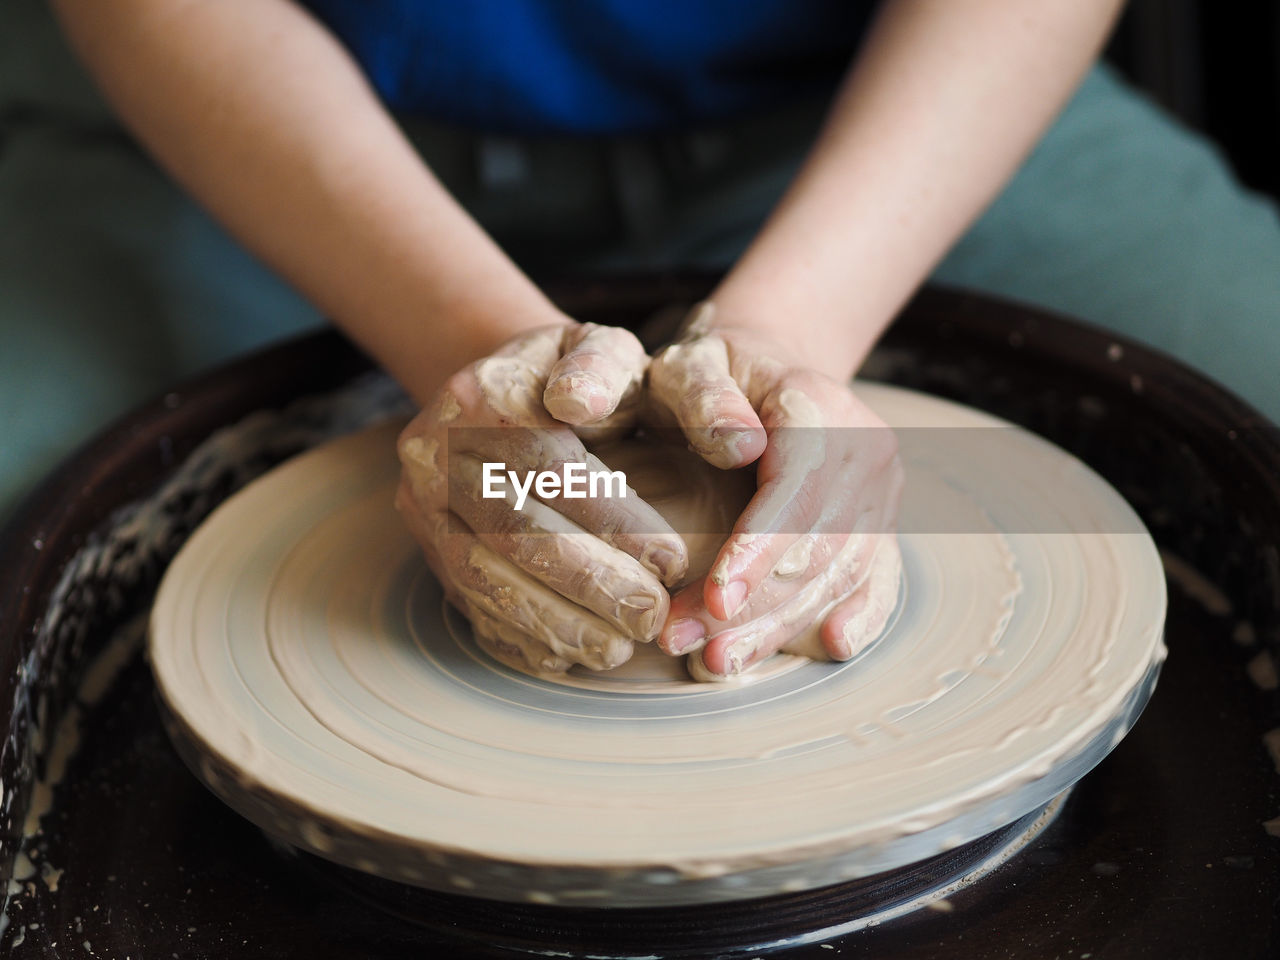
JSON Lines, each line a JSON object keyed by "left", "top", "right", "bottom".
{"left": 300, "top": 1, "right": 868, "bottom": 134}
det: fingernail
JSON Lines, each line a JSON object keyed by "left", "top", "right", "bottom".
{"left": 666, "top": 618, "right": 706, "bottom": 654}
{"left": 574, "top": 373, "right": 610, "bottom": 405}
{"left": 545, "top": 374, "right": 611, "bottom": 421}
{"left": 711, "top": 425, "right": 764, "bottom": 458}
{"left": 723, "top": 580, "right": 749, "bottom": 619}
{"left": 722, "top": 640, "right": 748, "bottom": 676}
{"left": 645, "top": 543, "right": 686, "bottom": 585}
{"left": 827, "top": 634, "right": 851, "bottom": 661}
{"left": 709, "top": 426, "right": 751, "bottom": 444}
{"left": 622, "top": 593, "right": 660, "bottom": 637}
{"left": 577, "top": 382, "right": 611, "bottom": 417}
{"left": 706, "top": 429, "right": 753, "bottom": 467}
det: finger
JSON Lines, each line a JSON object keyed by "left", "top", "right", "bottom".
{"left": 449, "top": 453, "right": 670, "bottom": 640}
{"left": 705, "top": 506, "right": 856, "bottom": 623}
{"left": 817, "top": 535, "right": 901, "bottom": 661}
{"left": 469, "top": 608, "right": 574, "bottom": 675}
{"left": 698, "top": 617, "right": 786, "bottom": 677}
{"left": 697, "top": 534, "right": 881, "bottom": 677}
{"left": 703, "top": 388, "right": 861, "bottom": 620}
{"left": 448, "top": 421, "right": 690, "bottom": 588}
{"left": 397, "top": 418, "right": 449, "bottom": 509}
{"left": 434, "top": 519, "right": 635, "bottom": 672}
{"left": 703, "top": 527, "right": 825, "bottom": 622}
{"left": 658, "top": 536, "right": 837, "bottom": 655}
{"left": 698, "top": 603, "right": 819, "bottom": 678}
{"left": 543, "top": 323, "right": 648, "bottom": 429}
{"left": 449, "top": 420, "right": 588, "bottom": 484}
{"left": 657, "top": 577, "right": 711, "bottom": 656}
{"left": 545, "top": 448, "right": 690, "bottom": 588}
{"left": 400, "top": 441, "right": 646, "bottom": 668}
{"left": 649, "top": 332, "right": 766, "bottom": 469}
{"left": 472, "top": 325, "right": 570, "bottom": 423}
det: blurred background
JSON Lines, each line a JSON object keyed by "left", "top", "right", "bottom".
{"left": 1107, "top": 0, "right": 1280, "bottom": 200}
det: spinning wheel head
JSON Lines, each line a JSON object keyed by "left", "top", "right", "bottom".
{"left": 150, "top": 384, "right": 1165, "bottom": 906}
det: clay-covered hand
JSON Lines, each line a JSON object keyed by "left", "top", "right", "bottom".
{"left": 396, "top": 323, "right": 689, "bottom": 674}
{"left": 647, "top": 303, "right": 904, "bottom": 678}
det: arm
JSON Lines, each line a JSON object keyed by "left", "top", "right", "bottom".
{"left": 48, "top": 0, "right": 563, "bottom": 404}
{"left": 650, "top": 0, "right": 1125, "bottom": 675}
{"left": 51, "top": 0, "right": 686, "bottom": 671}
{"left": 712, "top": 0, "right": 1126, "bottom": 379}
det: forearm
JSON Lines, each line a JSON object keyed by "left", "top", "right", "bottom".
{"left": 711, "top": 0, "right": 1124, "bottom": 380}
{"left": 49, "top": 0, "right": 568, "bottom": 404}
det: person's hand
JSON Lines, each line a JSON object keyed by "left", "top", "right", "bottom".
{"left": 647, "top": 303, "right": 904, "bottom": 678}
{"left": 396, "top": 322, "right": 689, "bottom": 674}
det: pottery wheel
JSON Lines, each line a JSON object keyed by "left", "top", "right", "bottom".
{"left": 149, "top": 383, "right": 1166, "bottom": 907}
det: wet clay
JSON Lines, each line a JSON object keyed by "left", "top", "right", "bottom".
{"left": 149, "top": 383, "right": 1166, "bottom": 904}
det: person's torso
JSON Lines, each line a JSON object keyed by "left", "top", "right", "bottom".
{"left": 300, "top": 0, "right": 869, "bottom": 133}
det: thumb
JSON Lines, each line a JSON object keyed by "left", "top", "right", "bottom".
{"left": 648, "top": 309, "right": 766, "bottom": 469}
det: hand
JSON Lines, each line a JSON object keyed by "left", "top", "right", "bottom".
{"left": 396, "top": 323, "right": 689, "bottom": 674}
{"left": 647, "top": 303, "right": 904, "bottom": 677}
